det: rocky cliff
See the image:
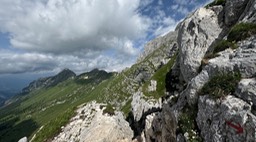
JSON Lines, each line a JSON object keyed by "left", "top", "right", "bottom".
{"left": 130, "top": 0, "right": 256, "bottom": 141}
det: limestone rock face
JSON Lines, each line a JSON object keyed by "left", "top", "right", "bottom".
{"left": 131, "top": 92, "right": 161, "bottom": 122}
{"left": 239, "top": 0, "right": 256, "bottom": 23}
{"left": 137, "top": 32, "right": 177, "bottom": 62}
{"left": 208, "top": 36, "right": 256, "bottom": 78}
{"left": 236, "top": 79, "right": 256, "bottom": 106}
{"left": 177, "top": 7, "right": 223, "bottom": 82}
{"left": 225, "top": 0, "right": 249, "bottom": 26}
{"left": 52, "top": 101, "right": 133, "bottom": 142}
{"left": 197, "top": 95, "right": 256, "bottom": 142}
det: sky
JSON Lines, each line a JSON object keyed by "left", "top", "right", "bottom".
{"left": 0, "top": 0, "right": 211, "bottom": 92}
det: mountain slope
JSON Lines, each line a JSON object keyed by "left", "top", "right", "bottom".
{"left": 0, "top": 69, "right": 113, "bottom": 142}
{"left": 21, "top": 69, "right": 76, "bottom": 94}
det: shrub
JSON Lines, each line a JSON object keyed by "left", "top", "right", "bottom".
{"left": 199, "top": 71, "right": 241, "bottom": 99}
{"left": 205, "top": 0, "right": 226, "bottom": 8}
{"left": 227, "top": 23, "right": 256, "bottom": 42}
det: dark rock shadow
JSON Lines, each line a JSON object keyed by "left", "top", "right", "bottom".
{"left": 126, "top": 107, "right": 162, "bottom": 140}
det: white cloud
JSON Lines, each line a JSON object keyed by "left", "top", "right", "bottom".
{"left": 0, "top": 0, "right": 149, "bottom": 55}
{"left": 0, "top": 49, "right": 56, "bottom": 74}
{"left": 0, "top": 0, "right": 152, "bottom": 74}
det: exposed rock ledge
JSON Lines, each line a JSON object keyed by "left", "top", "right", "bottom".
{"left": 52, "top": 101, "right": 133, "bottom": 142}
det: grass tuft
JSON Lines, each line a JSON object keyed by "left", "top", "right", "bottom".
{"left": 198, "top": 71, "right": 241, "bottom": 99}
{"left": 227, "top": 23, "right": 256, "bottom": 42}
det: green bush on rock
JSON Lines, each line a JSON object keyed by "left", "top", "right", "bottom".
{"left": 227, "top": 23, "right": 256, "bottom": 42}
{"left": 199, "top": 71, "right": 241, "bottom": 99}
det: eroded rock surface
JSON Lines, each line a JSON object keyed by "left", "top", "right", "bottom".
{"left": 52, "top": 101, "right": 133, "bottom": 142}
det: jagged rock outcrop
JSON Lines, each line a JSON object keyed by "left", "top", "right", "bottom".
{"left": 239, "top": 0, "right": 256, "bottom": 23}
{"left": 131, "top": 98, "right": 177, "bottom": 142}
{"left": 53, "top": 101, "right": 133, "bottom": 142}
{"left": 22, "top": 69, "right": 76, "bottom": 94}
{"left": 133, "top": 35, "right": 178, "bottom": 85}
{"left": 177, "top": 7, "right": 224, "bottom": 82}
{"left": 131, "top": 92, "right": 161, "bottom": 122}
{"left": 225, "top": 0, "right": 249, "bottom": 26}
{"left": 137, "top": 32, "right": 177, "bottom": 62}
{"left": 197, "top": 95, "right": 255, "bottom": 142}
{"left": 236, "top": 78, "right": 256, "bottom": 107}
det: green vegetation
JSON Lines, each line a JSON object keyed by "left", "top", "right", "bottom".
{"left": 199, "top": 71, "right": 241, "bottom": 99}
{"left": 227, "top": 23, "right": 256, "bottom": 42}
{"left": 142, "top": 53, "right": 177, "bottom": 99}
{"left": 0, "top": 73, "right": 113, "bottom": 142}
{"left": 178, "top": 104, "right": 202, "bottom": 142}
{"left": 121, "top": 99, "right": 132, "bottom": 116}
{"left": 212, "top": 40, "right": 238, "bottom": 53}
{"left": 205, "top": 0, "right": 226, "bottom": 8}
{"left": 32, "top": 107, "right": 76, "bottom": 142}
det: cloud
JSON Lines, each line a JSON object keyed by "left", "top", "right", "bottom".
{"left": 0, "top": 49, "right": 57, "bottom": 74}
